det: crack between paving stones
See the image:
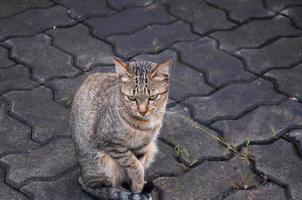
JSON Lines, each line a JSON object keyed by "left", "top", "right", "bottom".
{"left": 234, "top": 35, "right": 302, "bottom": 52}
{"left": 205, "top": 36, "right": 302, "bottom": 101}
{"left": 282, "top": 135, "right": 302, "bottom": 159}
{"left": 43, "top": 32, "right": 84, "bottom": 72}
{"left": 5, "top": 163, "right": 78, "bottom": 189}
{"left": 0, "top": 96, "right": 43, "bottom": 145}
{"left": 204, "top": 1, "right": 242, "bottom": 25}
{"left": 0, "top": 161, "right": 30, "bottom": 199}
{"left": 170, "top": 44, "right": 258, "bottom": 89}
{"left": 250, "top": 154, "right": 293, "bottom": 199}
{"left": 0, "top": 4, "right": 57, "bottom": 21}
{"left": 162, "top": 2, "right": 240, "bottom": 38}
{"left": 0, "top": 18, "right": 78, "bottom": 44}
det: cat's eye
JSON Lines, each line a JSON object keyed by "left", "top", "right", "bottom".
{"left": 149, "top": 94, "right": 159, "bottom": 101}
{"left": 127, "top": 95, "right": 136, "bottom": 101}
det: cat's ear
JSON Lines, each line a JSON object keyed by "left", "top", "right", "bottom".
{"left": 150, "top": 60, "right": 172, "bottom": 81}
{"left": 113, "top": 58, "right": 131, "bottom": 82}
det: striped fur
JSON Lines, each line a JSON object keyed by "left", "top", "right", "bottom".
{"left": 70, "top": 59, "right": 171, "bottom": 200}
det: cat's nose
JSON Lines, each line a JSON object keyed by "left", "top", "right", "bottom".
{"left": 138, "top": 105, "right": 148, "bottom": 116}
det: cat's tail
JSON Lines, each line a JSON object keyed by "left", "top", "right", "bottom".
{"left": 80, "top": 181, "right": 152, "bottom": 200}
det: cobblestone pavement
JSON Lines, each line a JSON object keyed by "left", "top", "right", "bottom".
{"left": 0, "top": 0, "right": 302, "bottom": 200}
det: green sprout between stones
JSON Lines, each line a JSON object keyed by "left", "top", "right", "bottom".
{"left": 174, "top": 112, "right": 254, "bottom": 162}
{"left": 270, "top": 126, "right": 278, "bottom": 138}
{"left": 61, "top": 95, "right": 72, "bottom": 106}
{"left": 152, "top": 38, "right": 161, "bottom": 53}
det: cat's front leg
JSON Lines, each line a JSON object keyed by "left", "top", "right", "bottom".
{"left": 105, "top": 143, "right": 145, "bottom": 193}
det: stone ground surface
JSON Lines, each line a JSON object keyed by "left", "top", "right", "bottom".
{"left": 0, "top": 0, "right": 301, "bottom": 200}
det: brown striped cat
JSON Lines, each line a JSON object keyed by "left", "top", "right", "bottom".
{"left": 70, "top": 58, "right": 172, "bottom": 200}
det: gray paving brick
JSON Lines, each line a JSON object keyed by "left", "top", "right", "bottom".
{"left": 282, "top": 7, "right": 302, "bottom": 29}
{"left": 3, "top": 87, "right": 71, "bottom": 143}
{"left": 212, "top": 100, "right": 302, "bottom": 147}
{"left": 250, "top": 139, "right": 302, "bottom": 200}
{"left": 5, "top": 34, "right": 79, "bottom": 83}
{"left": 0, "top": 0, "right": 52, "bottom": 19}
{"left": 146, "top": 141, "right": 185, "bottom": 179}
{"left": 21, "top": 170, "right": 94, "bottom": 200}
{"left": 154, "top": 157, "right": 259, "bottom": 200}
{"left": 108, "top": 21, "right": 198, "bottom": 58}
{"left": 0, "top": 46, "right": 15, "bottom": 69}
{"left": 133, "top": 49, "right": 214, "bottom": 101}
{"left": 0, "top": 168, "right": 28, "bottom": 200}
{"left": 0, "top": 6, "right": 74, "bottom": 41}
{"left": 46, "top": 66, "right": 114, "bottom": 107}
{"left": 0, "top": 138, "right": 76, "bottom": 188}
{"left": 225, "top": 183, "right": 287, "bottom": 200}
{"left": 286, "top": 129, "right": 302, "bottom": 154}
{"left": 86, "top": 4, "right": 174, "bottom": 39}
{"left": 265, "top": 63, "right": 302, "bottom": 101}
{"left": 173, "top": 38, "right": 255, "bottom": 87}
{"left": 53, "top": 0, "right": 113, "bottom": 20}
{"left": 108, "top": 0, "right": 154, "bottom": 10}
{"left": 184, "top": 79, "right": 286, "bottom": 124}
{"left": 0, "top": 65, "right": 36, "bottom": 94}
{"left": 266, "top": 0, "right": 302, "bottom": 12}
{"left": 211, "top": 16, "right": 301, "bottom": 52}
{"left": 47, "top": 24, "right": 113, "bottom": 71}
{"left": 160, "top": 106, "right": 225, "bottom": 165}
{"left": 207, "top": 0, "right": 274, "bottom": 22}
{"left": 0, "top": 101, "right": 39, "bottom": 156}
{"left": 238, "top": 37, "right": 302, "bottom": 74}
{"left": 163, "top": 0, "right": 235, "bottom": 35}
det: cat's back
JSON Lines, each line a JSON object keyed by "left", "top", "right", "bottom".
{"left": 70, "top": 72, "right": 118, "bottom": 133}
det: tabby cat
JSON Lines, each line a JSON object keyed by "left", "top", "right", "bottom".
{"left": 70, "top": 58, "right": 172, "bottom": 200}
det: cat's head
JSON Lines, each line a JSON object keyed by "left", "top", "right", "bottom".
{"left": 114, "top": 58, "right": 172, "bottom": 121}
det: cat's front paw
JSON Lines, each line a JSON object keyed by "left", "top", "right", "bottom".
{"left": 131, "top": 181, "right": 145, "bottom": 193}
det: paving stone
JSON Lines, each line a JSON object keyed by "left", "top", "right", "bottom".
{"left": 163, "top": 0, "right": 234, "bottom": 35}
{"left": 47, "top": 24, "right": 113, "bottom": 71}
{"left": 207, "top": 0, "right": 274, "bottom": 22}
{"left": 266, "top": 0, "right": 302, "bottom": 12}
{"left": 282, "top": 7, "right": 302, "bottom": 29}
{"left": 173, "top": 38, "right": 255, "bottom": 87}
{"left": 225, "top": 182, "right": 287, "bottom": 200}
{"left": 146, "top": 141, "right": 185, "bottom": 179}
{"left": 211, "top": 16, "right": 301, "bottom": 52}
{"left": 0, "top": 138, "right": 76, "bottom": 188}
{"left": 238, "top": 37, "right": 302, "bottom": 74}
{"left": 0, "top": 46, "right": 15, "bottom": 69}
{"left": 212, "top": 100, "right": 302, "bottom": 147}
{"left": 250, "top": 139, "right": 302, "bottom": 200}
{"left": 86, "top": 4, "right": 174, "bottom": 39}
{"left": 53, "top": 0, "right": 112, "bottom": 20}
{"left": 286, "top": 129, "right": 302, "bottom": 154}
{"left": 108, "top": 21, "right": 198, "bottom": 58}
{"left": 159, "top": 105, "right": 225, "bottom": 165}
{"left": 265, "top": 63, "right": 302, "bottom": 101}
{"left": 109, "top": 0, "right": 154, "bottom": 10}
{"left": 0, "top": 0, "right": 52, "bottom": 19}
{"left": 184, "top": 78, "right": 286, "bottom": 124}
{"left": 184, "top": 79, "right": 286, "bottom": 123}
{"left": 46, "top": 66, "right": 115, "bottom": 107}
{"left": 0, "top": 6, "right": 74, "bottom": 41}
{"left": 3, "top": 86, "right": 71, "bottom": 143}
{"left": 21, "top": 169, "right": 94, "bottom": 200}
{"left": 154, "top": 157, "right": 259, "bottom": 200}
{"left": 0, "top": 168, "right": 28, "bottom": 200}
{"left": 0, "top": 65, "right": 36, "bottom": 94}
{"left": 133, "top": 49, "right": 214, "bottom": 101}
{"left": 0, "top": 101, "right": 39, "bottom": 157}
{"left": 5, "top": 34, "right": 79, "bottom": 83}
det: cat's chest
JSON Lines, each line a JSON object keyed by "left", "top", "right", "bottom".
{"left": 127, "top": 130, "right": 155, "bottom": 149}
